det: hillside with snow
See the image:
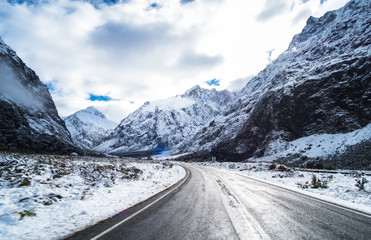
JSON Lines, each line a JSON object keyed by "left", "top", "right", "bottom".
{"left": 95, "top": 85, "right": 236, "bottom": 157}
{"left": 0, "top": 152, "right": 185, "bottom": 240}
{"left": 178, "top": 0, "right": 371, "bottom": 169}
{"left": 0, "top": 37, "right": 78, "bottom": 154}
{"left": 63, "top": 107, "right": 117, "bottom": 149}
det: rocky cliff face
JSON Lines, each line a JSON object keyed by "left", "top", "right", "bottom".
{"left": 179, "top": 0, "right": 371, "bottom": 165}
{"left": 95, "top": 85, "right": 236, "bottom": 156}
{"left": 0, "top": 37, "right": 79, "bottom": 154}
{"left": 63, "top": 107, "right": 117, "bottom": 149}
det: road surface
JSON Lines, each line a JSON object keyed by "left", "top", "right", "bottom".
{"left": 67, "top": 165, "right": 371, "bottom": 240}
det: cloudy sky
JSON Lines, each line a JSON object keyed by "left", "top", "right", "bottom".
{"left": 0, "top": 0, "right": 350, "bottom": 122}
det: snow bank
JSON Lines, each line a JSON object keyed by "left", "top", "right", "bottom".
{"left": 0, "top": 153, "right": 185, "bottom": 240}
{"left": 256, "top": 123, "right": 371, "bottom": 162}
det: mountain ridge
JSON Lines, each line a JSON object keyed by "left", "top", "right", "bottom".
{"left": 0, "top": 37, "right": 80, "bottom": 154}
{"left": 63, "top": 106, "right": 117, "bottom": 149}
{"left": 95, "top": 86, "right": 236, "bottom": 156}
{"left": 177, "top": 0, "right": 370, "bottom": 168}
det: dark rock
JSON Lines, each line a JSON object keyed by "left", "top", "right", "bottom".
{"left": 0, "top": 37, "right": 82, "bottom": 154}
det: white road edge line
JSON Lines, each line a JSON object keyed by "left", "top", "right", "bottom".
{"left": 90, "top": 166, "right": 189, "bottom": 240}
{"left": 231, "top": 170, "right": 371, "bottom": 219}
{"left": 201, "top": 165, "right": 371, "bottom": 219}
{"left": 213, "top": 175, "right": 271, "bottom": 240}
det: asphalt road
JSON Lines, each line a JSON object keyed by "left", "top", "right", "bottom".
{"left": 67, "top": 165, "right": 371, "bottom": 240}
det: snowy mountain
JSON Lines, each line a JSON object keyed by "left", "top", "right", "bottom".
{"left": 178, "top": 0, "right": 371, "bottom": 168}
{"left": 0, "top": 37, "right": 79, "bottom": 154}
{"left": 95, "top": 85, "right": 236, "bottom": 156}
{"left": 63, "top": 106, "right": 117, "bottom": 149}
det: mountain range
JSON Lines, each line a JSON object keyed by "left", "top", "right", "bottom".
{"left": 94, "top": 85, "right": 236, "bottom": 157}
{"left": 0, "top": 0, "right": 369, "bottom": 168}
{"left": 177, "top": 0, "right": 371, "bottom": 169}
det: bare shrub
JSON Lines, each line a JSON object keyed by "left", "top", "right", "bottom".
{"left": 355, "top": 177, "right": 369, "bottom": 191}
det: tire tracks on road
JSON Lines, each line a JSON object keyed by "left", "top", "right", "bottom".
{"left": 212, "top": 173, "right": 271, "bottom": 240}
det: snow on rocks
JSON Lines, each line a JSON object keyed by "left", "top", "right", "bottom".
{"left": 254, "top": 123, "right": 371, "bottom": 162}
{"left": 95, "top": 85, "right": 236, "bottom": 156}
{"left": 181, "top": 0, "right": 371, "bottom": 163}
{"left": 63, "top": 106, "right": 117, "bottom": 149}
{"left": 0, "top": 152, "right": 185, "bottom": 240}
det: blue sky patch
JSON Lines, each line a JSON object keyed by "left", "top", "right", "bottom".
{"left": 88, "top": 94, "right": 115, "bottom": 102}
{"left": 205, "top": 78, "right": 220, "bottom": 87}
{"left": 181, "top": 0, "right": 194, "bottom": 4}
{"left": 149, "top": 2, "right": 160, "bottom": 9}
{"left": 6, "top": 0, "right": 126, "bottom": 8}
{"left": 46, "top": 82, "right": 55, "bottom": 91}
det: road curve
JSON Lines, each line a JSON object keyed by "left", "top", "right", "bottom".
{"left": 67, "top": 165, "right": 371, "bottom": 240}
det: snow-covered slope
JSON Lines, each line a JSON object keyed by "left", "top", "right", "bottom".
{"left": 63, "top": 107, "right": 117, "bottom": 149}
{"left": 0, "top": 37, "right": 78, "bottom": 153}
{"left": 95, "top": 85, "right": 236, "bottom": 156}
{"left": 179, "top": 0, "right": 371, "bottom": 167}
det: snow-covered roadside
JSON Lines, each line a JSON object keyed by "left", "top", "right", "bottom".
{"left": 249, "top": 124, "right": 371, "bottom": 164}
{"left": 0, "top": 152, "right": 185, "bottom": 240}
{"left": 192, "top": 162, "right": 371, "bottom": 214}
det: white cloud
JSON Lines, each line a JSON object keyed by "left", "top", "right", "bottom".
{"left": 256, "top": 0, "right": 290, "bottom": 22}
{"left": 227, "top": 76, "right": 255, "bottom": 92}
{"left": 0, "top": 0, "right": 351, "bottom": 122}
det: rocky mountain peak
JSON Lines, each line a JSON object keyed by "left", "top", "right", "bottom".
{"left": 289, "top": 0, "right": 370, "bottom": 52}
{"left": 95, "top": 85, "right": 236, "bottom": 157}
{"left": 0, "top": 37, "right": 79, "bottom": 154}
{"left": 182, "top": 85, "right": 202, "bottom": 99}
{"left": 82, "top": 106, "right": 107, "bottom": 119}
{"left": 0, "top": 37, "right": 17, "bottom": 58}
{"left": 63, "top": 106, "right": 117, "bottom": 149}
